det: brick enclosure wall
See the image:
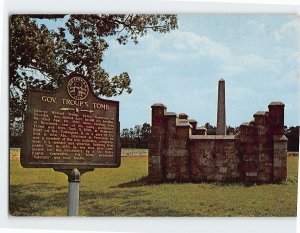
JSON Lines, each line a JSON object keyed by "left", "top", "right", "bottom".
{"left": 148, "top": 102, "right": 287, "bottom": 183}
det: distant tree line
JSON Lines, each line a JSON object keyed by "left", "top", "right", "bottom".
{"left": 120, "top": 123, "right": 151, "bottom": 149}
{"left": 10, "top": 123, "right": 299, "bottom": 152}
{"left": 285, "top": 126, "right": 299, "bottom": 152}
{"left": 119, "top": 123, "right": 298, "bottom": 151}
{"left": 203, "top": 123, "right": 239, "bottom": 135}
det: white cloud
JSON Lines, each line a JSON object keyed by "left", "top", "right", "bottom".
{"left": 107, "top": 23, "right": 297, "bottom": 80}
{"left": 246, "top": 20, "right": 266, "bottom": 33}
{"left": 232, "top": 54, "right": 283, "bottom": 74}
{"left": 274, "top": 20, "right": 300, "bottom": 43}
{"left": 103, "top": 16, "right": 300, "bottom": 128}
{"left": 275, "top": 47, "right": 300, "bottom": 64}
{"left": 138, "top": 31, "right": 231, "bottom": 61}
{"left": 222, "top": 65, "right": 246, "bottom": 77}
{"left": 141, "top": 31, "right": 286, "bottom": 77}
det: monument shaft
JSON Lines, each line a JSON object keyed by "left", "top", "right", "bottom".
{"left": 216, "top": 79, "right": 226, "bottom": 135}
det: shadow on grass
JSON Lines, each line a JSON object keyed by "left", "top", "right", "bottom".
{"left": 10, "top": 183, "right": 67, "bottom": 216}
{"left": 10, "top": 181, "right": 185, "bottom": 216}
{"left": 112, "top": 176, "right": 244, "bottom": 188}
{"left": 110, "top": 176, "right": 149, "bottom": 188}
{"left": 80, "top": 189, "right": 183, "bottom": 216}
{"left": 11, "top": 175, "right": 295, "bottom": 216}
{"left": 111, "top": 175, "right": 295, "bottom": 189}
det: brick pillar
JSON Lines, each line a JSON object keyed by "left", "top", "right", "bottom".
{"left": 239, "top": 122, "right": 258, "bottom": 182}
{"left": 166, "top": 112, "right": 177, "bottom": 137}
{"left": 177, "top": 113, "right": 191, "bottom": 140}
{"left": 173, "top": 113, "right": 191, "bottom": 180}
{"left": 268, "top": 102, "right": 285, "bottom": 135}
{"left": 148, "top": 103, "right": 166, "bottom": 182}
{"left": 253, "top": 111, "right": 272, "bottom": 182}
{"left": 273, "top": 135, "right": 288, "bottom": 182}
{"left": 188, "top": 119, "right": 197, "bottom": 135}
{"left": 177, "top": 113, "right": 192, "bottom": 138}
{"left": 268, "top": 102, "right": 287, "bottom": 182}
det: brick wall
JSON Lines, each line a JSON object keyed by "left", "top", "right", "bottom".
{"left": 148, "top": 102, "right": 287, "bottom": 183}
{"left": 190, "top": 136, "right": 240, "bottom": 182}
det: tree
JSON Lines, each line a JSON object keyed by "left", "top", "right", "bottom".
{"left": 134, "top": 125, "right": 142, "bottom": 147}
{"left": 120, "top": 128, "right": 130, "bottom": 148}
{"left": 9, "top": 14, "right": 178, "bottom": 136}
{"left": 140, "top": 123, "right": 151, "bottom": 148}
{"left": 227, "top": 125, "right": 239, "bottom": 135}
{"left": 204, "top": 123, "right": 216, "bottom": 135}
{"left": 285, "top": 126, "right": 299, "bottom": 152}
{"left": 120, "top": 123, "right": 151, "bottom": 148}
{"left": 203, "top": 123, "right": 240, "bottom": 136}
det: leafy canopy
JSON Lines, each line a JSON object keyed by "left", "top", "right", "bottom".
{"left": 9, "top": 14, "right": 178, "bottom": 135}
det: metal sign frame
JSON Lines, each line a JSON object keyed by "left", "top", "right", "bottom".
{"left": 20, "top": 73, "right": 121, "bottom": 169}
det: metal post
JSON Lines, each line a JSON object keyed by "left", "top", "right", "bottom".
{"left": 67, "top": 168, "right": 80, "bottom": 216}
{"left": 53, "top": 168, "right": 93, "bottom": 216}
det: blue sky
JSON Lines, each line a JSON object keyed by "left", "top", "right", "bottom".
{"left": 100, "top": 14, "right": 299, "bottom": 129}
{"left": 42, "top": 14, "right": 299, "bottom": 129}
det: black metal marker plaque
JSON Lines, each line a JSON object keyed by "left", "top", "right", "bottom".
{"left": 21, "top": 73, "right": 120, "bottom": 169}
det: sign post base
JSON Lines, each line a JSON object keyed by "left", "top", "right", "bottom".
{"left": 54, "top": 168, "right": 94, "bottom": 216}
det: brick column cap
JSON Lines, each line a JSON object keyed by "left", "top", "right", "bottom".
{"left": 196, "top": 127, "right": 207, "bottom": 131}
{"left": 240, "top": 122, "right": 250, "bottom": 126}
{"left": 253, "top": 111, "right": 268, "bottom": 117}
{"left": 178, "top": 113, "right": 188, "bottom": 119}
{"left": 273, "top": 135, "right": 288, "bottom": 141}
{"left": 164, "top": 112, "right": 177, "bottom": 117}
{"left": 268, "top": 102, "right": 285, "bottom": 107}
{"left": 151, "top": 103, "right": 167, "bottom": 109}
{"left": 177, "top": 123, "right": 192, "bottom": 128}
{"left": 188, "top": 119, "right": 198, "bottom": 124}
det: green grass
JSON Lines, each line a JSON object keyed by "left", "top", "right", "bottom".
{"left": 10, "top": 148, "right": 298, "bottom": 216}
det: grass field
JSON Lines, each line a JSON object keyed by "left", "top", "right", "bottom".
{"left": 10, "top": 148, "right": 298, "bottom": 216}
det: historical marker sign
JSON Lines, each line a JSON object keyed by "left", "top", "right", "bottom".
{"left": 21, "top": 73, "right": 120, "bottom": 169}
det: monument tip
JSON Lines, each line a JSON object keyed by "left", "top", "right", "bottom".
{"left": 219, "top": 78, "right": 225, "bottom": 82}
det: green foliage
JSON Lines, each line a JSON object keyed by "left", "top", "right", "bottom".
{"left": 227, "top": 125, "right": 240, "bottom": 135}
{"left": 120, "top": 123, "right": 151, "bottom": 148}
{"left": 9, "top": 14, "right": 178, "bottom": 136}
{"left": 10, "top": 148, "right": 298, "bottom": 216}
{"left": 285, "top": 126, "right": 299, "bottom": 152}
{"left": 204, "top": 122, "right": 216, "bottom": 135}
{"left": 204, "top": 123, "right": 239, "bottom": 135}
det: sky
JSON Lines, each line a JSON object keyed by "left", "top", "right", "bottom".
{"left": 100, "top": 14, "right": 300, "bottom": 129}
{"left": 42, "top": 14, "right": 300, "bottom": 129}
